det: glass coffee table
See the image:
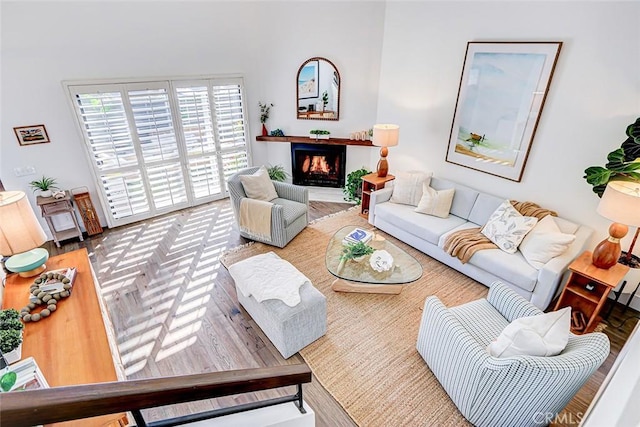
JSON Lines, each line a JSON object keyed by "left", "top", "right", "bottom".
{"left": 326, "top": 226, "right": 423, "bottom": 294}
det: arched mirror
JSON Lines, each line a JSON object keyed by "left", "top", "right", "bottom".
{"left": 296, "top": 57, "right": 340, "bottom": 121}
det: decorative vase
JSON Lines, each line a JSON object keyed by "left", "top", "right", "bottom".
{"left": 261, "top": 124, "right": 268, "bottom": 136}
{"left": 40, "top": 190, "right": 52, "bottom": 198}
{"left": 4, "top": 342, "right": 22, "bottom": 365}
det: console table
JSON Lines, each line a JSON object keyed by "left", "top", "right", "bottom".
{"left": 3, "top": 248, "right": 127, "bottom": 427}
{"left": 36, "top": 191, "right": 84, "bottom": 248}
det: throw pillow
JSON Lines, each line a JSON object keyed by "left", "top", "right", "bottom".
{"left": 487, "top": 307, "right": 571, "bottom": 358}
{"left": 414, "top": 184, "right": 455, "bottom": 218}
{"left": 239, "top": 166, "right": 278, "bottom": 201}
{"left": 519, "top": 215, "right": 576, "bottom": 269}
{"left": 390, "top": 170, "right": 432, "bottom": 206}
{"left": 481, "top": 200, "right": 538, "bottom": 254}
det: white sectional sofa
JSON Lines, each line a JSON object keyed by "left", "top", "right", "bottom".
{"left": 368, "top": 177, "right": 593, "bottom": 309}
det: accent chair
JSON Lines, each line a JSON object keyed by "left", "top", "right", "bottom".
{"left": 417, "top": 281, "right": 610, "bottom": 427}
{"left": 227, "top": 167, "right": 309, "bottom": 248}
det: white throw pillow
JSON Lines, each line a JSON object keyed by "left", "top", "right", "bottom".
{"left": 487, "top": 307, "right": 571, "bottom": 358}
{"left": 519, "top": 215, "right": 576, "bottom": 269}
{"left": 414, "top": 184, "right": 455, "bottom": 218}
{"left": 390, "top": 171, "right": 432, "bottom": 206}
{"left": 481, "top": 200, "right": 538, "bottom": 254}
{"left": 239, "top": 166, "right": 278, "bottom": 201}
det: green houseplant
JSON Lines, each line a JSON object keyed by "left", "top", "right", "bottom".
{"left": 337, "top": 241, "right": 375, "bottom": 273}
{"left": 0, "top": 309, "right": 24, "bottom": 365}
{"left": 258, "top": 102, "right": 274, "bottom": 136}
{"left": 29, "top": 176, "right": 58, "bottom": 198}
{"left": 267, "top": 164, "right": 288, "bottom": 182}
{"left": 343, "top": 168, "right": 372, "bottom": 204}
{"left": 321, "top": 91, "right": 329, "bottom": 110}
{"left": 584, "top": 117, "right": 640, "bottom": 197}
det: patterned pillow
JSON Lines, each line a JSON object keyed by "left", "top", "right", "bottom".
{"left": 390, "top": 171, "right": 432, "bottom": 206}
{"left": 481, "top": 200, "right": 538, "bottom": 254}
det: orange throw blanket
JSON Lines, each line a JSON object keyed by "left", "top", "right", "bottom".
{"left": 443, "top": 201, "right": 557, "bottom": 264}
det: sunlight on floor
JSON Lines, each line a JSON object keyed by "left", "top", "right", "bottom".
{"left": 93, "top": 202, "right": 238, "bottom": 376}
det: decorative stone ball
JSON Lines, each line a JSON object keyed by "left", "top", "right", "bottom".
{"left": 40, "top": 309, "right": 51, "bottom": 317}
{"left": 31, "top": 313, "right": 41, "bottom": 322}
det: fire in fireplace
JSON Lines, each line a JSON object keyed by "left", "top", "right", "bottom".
{"left": 291, "top": 143, "right": 346, "bottom": 188}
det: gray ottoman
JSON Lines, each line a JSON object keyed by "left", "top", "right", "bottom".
{"left": 236, "top": 282, "right": 326, "bottom": 358}
{"left": 229, "top": 253, "right": 327, "bottom": 359}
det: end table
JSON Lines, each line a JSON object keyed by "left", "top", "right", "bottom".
{"left": 36, "top": 190, "right": 84, "bottom": 247}
{"left": 360, "top": 173, "right": 395, "bottom": 219}
{"left": 554, "top": 251, "right": 629, "bottom": 334}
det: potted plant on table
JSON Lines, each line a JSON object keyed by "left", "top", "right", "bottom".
{"left": 0, "top": 309, "right": 24, "bottom": 365}
{"left": 338, "top": 241, "right": 375, "bottom": 273}
{"left": 29, "top": 176, "right": 58, "bottom": 198}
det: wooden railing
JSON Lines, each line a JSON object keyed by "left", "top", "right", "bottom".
{"left": 1, "top": 363, "right": 312, "bottom": 427}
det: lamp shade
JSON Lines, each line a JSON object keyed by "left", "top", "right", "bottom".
{"left": 0, "top": 191, "right": 47, "bottom": 256}
{"left": 596, "top": 181, "right": 640, "bottom": 227}
{"left": 372, "top": 124, "right": 400, "bottom": 147}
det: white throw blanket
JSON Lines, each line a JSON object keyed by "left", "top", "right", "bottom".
{"left": 228, "top": 252, "right": 310, "bottom": 307}
{"left": 239, "top": 198, "right": 272, "bottom": 241}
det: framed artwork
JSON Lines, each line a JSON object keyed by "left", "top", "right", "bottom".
{"left": 446, "top": 42, "right": 562, "bottom": 181}
{"left": 14, "top": 124, "right": 51, "bottom": 146}
{"left": 298, "top": 59, "right": 319, "bottom": 99}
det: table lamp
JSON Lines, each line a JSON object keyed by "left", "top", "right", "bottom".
{"left": 0, "top": 191, "right": 49, "bottom": 277}
{"left": 592, "top": 181, "right": 640, "bottom": 269}
{"left": 372, "top": 124, "right": 399, "bottom": 177}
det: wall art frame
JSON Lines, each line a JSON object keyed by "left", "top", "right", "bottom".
{"left": 446, "top": 41, "right": 562, "bottom": 182}
{"left": 13, "top": 124, "right": 51, "bottom": 146}
{"left": 297, "top": 59, "right": 319, "bottom": 99}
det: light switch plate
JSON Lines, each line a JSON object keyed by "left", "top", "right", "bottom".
{"left": 14, "top": 166, "right": 37, "bottom": 177}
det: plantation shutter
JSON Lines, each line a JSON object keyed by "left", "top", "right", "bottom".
{"left": 68, "top": 77, "right": 251, "bottom": 227}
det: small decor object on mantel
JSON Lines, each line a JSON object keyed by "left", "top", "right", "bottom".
{"left": 29, "top": 176, "right": 58, "bottom": 198}
{"left": 258, "top": 102, "right": 274, "bottom": 136}
{"left": 13, "top": 124, "right": 50, "bottom": 146}
{"left": 310, "top": 129, "right": 330, "bottom": 140}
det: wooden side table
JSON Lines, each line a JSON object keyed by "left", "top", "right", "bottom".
{"left": 37, "top": 191, "right": 84, "bottom": 247}
{"left": 360, "top": 173, "right": 395, "bottom": 219}
{"left": 554, "top": 251, "right": 630, "bottom": 334}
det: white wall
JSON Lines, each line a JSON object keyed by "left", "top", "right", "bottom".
{"left": 376, "top": 1, "right": 640, "bottom": 275}
{"left": 0, "top": 1, "right": 386, "bottom": 231}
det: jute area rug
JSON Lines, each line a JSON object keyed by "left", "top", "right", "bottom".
{"left": 222, "top": 208, "right": 489, "bottom": 426}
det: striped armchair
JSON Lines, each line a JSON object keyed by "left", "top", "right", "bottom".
{"left": 417, "top": 281, "right": 610, "bottom": 427}
{"left": 227, "top": 167, "right": 309, "bottom": 248}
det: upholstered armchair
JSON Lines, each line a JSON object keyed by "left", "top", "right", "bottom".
{"left": 417, "top": 281, "right": 610, "bottom": 427}
{"left": 227, "top": 167, "right": 309, "bottom": 248}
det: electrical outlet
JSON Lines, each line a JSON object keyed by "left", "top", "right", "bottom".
{"left": 13, "top": 166, "right": 37, "bottom": 177}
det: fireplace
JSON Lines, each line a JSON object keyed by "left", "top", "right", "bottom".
{"left": 291, "top": 143, "right": 346, "bottom": 188}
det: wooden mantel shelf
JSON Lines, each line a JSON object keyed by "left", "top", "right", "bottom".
{"left": 256, "top": 135, "right": 374, "bottom": 147}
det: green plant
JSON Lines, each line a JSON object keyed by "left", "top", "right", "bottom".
{"left": 258, "top": 102, "right": 274, "bottom": 124}
{"left": 584, "top": 117, "right": 640, "bottom": 197}
{"left": 343, "top": 168, "right": 372, "bottom": 204}
{"left": 270, "top": 129, "right": 285, "bottom": 137}
{"left": 0, "top": 329, "right": 22, "bottom": 354}
{"left": 310, "top": 129, "right": 330, "bottom": 135}
{"left": 322, "top": 91, "right": 329, "bottom": 107}
{"left": 340, "top": 241, "right": 374, "bottom": 262}
{"left": 267, "top": 164, "right": 288, "bottom": 182}
{"left": 28, "top": 176, "right": 58, "bottom": 192}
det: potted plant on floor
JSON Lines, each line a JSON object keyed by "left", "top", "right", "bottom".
{"left": 267, "top": 164, "right": 288, "bottom": 182}
{"left": 0, "top": 309, "right": 24, "bottom": 365}
{"left": 29, "top": 176, "right": 58, "bottom": 198}
{"left": 343, "top": 168, "right": 372, "bottom": 204}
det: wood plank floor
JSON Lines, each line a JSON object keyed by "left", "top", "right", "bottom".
{"left": 42, "top": 198, "right": 638, "bottom": 426}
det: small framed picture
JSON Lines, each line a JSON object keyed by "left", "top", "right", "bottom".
{"left": 14, "top": 124, "right": 51, "bottom": 146}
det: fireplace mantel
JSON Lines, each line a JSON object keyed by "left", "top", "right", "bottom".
{"left": 256, "top": 135, "right": 374, "bottom": 147}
